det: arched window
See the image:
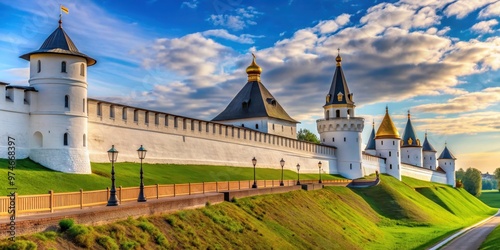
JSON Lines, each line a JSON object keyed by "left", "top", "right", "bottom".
{"left": 326, "top": 110, "right": 330, "bottom": 119}
{"left": 61, "top": 61, "right": 67, "bottom": 73}
{"left": 255, "top": 124, "right": 259, "bottom": 129}
{"left": 350, "top": 163, "right": 352, "bottom": 170}
{"left": 63, "top": 133, "right": 68, "bottom": 146}
{"left": 381, "top": 141, "right": 384, "bottom": 145}
{"left": 83, "top": 134, "right": 86, "bottom": 147}
{"left": 83, "top": 99, "right": 86, "bottom": 113}
{"left": 332, "top": 137, "right": 335, "bottom": 142}
{"left": 37, "top": 60, "right": 41, "bottom": 73}
{"left": 336, "top": 110, "right": 340, "bottom": 118}
{"left": 393, "top": 141, "right": 395, "bottom": 145}
{"left": 344, "top": 137, "right": 346, "bottom": 142}
{"left": 80, "top": 63, "right": 85, "bottom": 76}
{"left": 389, "top": 151, "right": 392, "bottom": 157}
{"left": 390, "top": 164, "right": 392, "bottom": 169}
{"left": 64, "top": 95, "right": 69, "bottom": 108}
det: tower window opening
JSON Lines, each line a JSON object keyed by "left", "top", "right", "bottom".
{"left": 381, "top": 141, "right": 384, "bottom": 145}
{"left": 255, "top": 124, "right": 259, "bottom": 129}
{"left": 83, "top": 99, "right": 86, "bottom": 113}
{"left": 332, "top": 137, "right": 335, "bottom": 142}
{"left": 407, "top": 155, "right": 409, "bottom": 159}
{"left": 393, "top": 141, "right": 395, "bottom": 145}
{"left": 37, "top": 60, "right": 41, "bottom": 73}
{"left": 347, "top": 109, "right": 350, "bottom": 115}
{"left": 83, "top": 134, "right": 86, "bottom": 147}
{"left": 110, "top": 105, "right": 115, "bottom": 118}
{"left": 326, "top": 110, "right": 330, "bottom": 119}
{"left": 80, "top": 63, "right": 85, "bottom": 76}
{"left": 145, "top": 112, "right": 149, "bottom": 124}
{"left": 63, "top": 133, "right": 68, "bottom": 146}
{"left": 134, "top": 110, "right": 138, "bottom": 122}
{"left": 336, "top": 110, "right": 340, "bottom": 118}
{"left": 390, "top": 164, "right": 392, "bottom": 170}
{"left": 389, "top": 151, "right": 392, "bottom": 157}
{"left": 97, "top": 103, "right": 102, "bottom": 116}
{"left": 273, "top": 124, "right": 275, "bottom": 130}
{"left": 122, "top": 107, "right": 127, "bottom": 120}
{"left": 61, "top": 61, "right": 67, "bottom": 73}
{"left": 350, "top": 163, "right": 352, "bottom": 170}
{"left": 165, "top": 115, "right": 169, "bottom": 126}
{"left": 64, "top": 95, "right": 69, "bottom": 108}
{"left": 155, "top": 114, "right": 159, "bottom": 125}
{"left": 344, "top": 137, "right": 346, "bottom": 142}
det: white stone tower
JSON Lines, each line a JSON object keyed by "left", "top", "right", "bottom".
{"left": 438, "top": 144, "right": 456, "bottom": 187}
{"left": 422, "top": 132, "right": 437, "bottom": 170}
{"left": 401, "top": 111, "right": 422, "bottom": 167}
{"left": 375, "top": 107, "right": 401, "bottom": 180}
{"left": 20, "top": 19, "right": 96, "bottom": 173}
{"left": 317, "top": 51, "right": 364, "bottom": 179}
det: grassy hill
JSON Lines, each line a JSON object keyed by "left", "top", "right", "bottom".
{"left": 479, "top": 190, "right": 500, "bottom": 208}
{"left": 3, "top": 175, "right": 496, "bottom": 250}
{"left": 0, "top": 159, "right": 343, "bottom": 195}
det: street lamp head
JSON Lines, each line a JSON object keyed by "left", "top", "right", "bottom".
{"left": 318, "top": 161, "right": 322, "bottom": 169}
{"left": 252, "top": 157, "right": 257, "bottom": 166}
{"left": 107, "top": 145, "right": 119, "bottom": 163}
{"left": 137, "top": 145, "right": 147, "bottom": 160}
{"left": 296, "top": 163, "right": 300, "bottom": 171}
{"left": 280, "top": 158, "right": 285, "bottom": 167}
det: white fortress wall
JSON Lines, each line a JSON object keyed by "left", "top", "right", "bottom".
{"left": 87, "top": 99, "right": 337, "bottom": 174}
{"left": 401, "top": 163, "right": 447, "bottom": 185}
{"left": 0, "top": 85, "right": 33, "bottom": 159}
{"left": 361, "top": 153, "right": 385, "bottom": 176}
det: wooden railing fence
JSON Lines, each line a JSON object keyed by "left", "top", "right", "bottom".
{"left": 1, "top": 179, "right": 350, "bottom": 216}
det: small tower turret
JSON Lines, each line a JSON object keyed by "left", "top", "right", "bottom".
{"left": 375, "top": 107, "right": 401, "bottom": 180}
{"left": 438, "top": 144, "right": 457, "bottom": 187}
{"left": 422, "top": 132, "right": 437, "bottom": 170}
{"left": 364, "top": 121, "right": 376, "bottom": 156}
{"left": 20, "top": 19, "right": 95, "bottom": 173}
{"left": 401, "top": 111, "right": 422, "bottom": 167}
{"left": 317, "top": 50, "right": 364, "bottom": 179}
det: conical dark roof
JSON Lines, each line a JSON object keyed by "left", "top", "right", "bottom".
{"left": 212, "top": 81, "right": 297, "bottom": 123}
{"left": 324, "top": 53, "right": 354, "bottom": 106}
{"left": 20, "top": 22, "right": 96, "bottom": 65}
{"left": 365, "top": 122, "right": 376, "bottom": 150}
{"left": 402, "top": 112, "right": 420, "bottom": 147}
{"left": 438, "top": 145, "right": 456, "bottom": 160}
{"left": 422, "top": 133, "right": 436, "bottom": 152}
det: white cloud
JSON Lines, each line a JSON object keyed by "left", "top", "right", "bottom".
{"left": 413, "top": 87, "right": 500, "bottom": 114}
{"left": 207, "top": 6, "right": 263, "bottom": 31}
{"left": 479, "top": 1, "right": 500, "bottom": 17}
{"left": 443, "top": 0, "right": 498, "bottom": 19}
{"left": 415, "top": 111, "right": 500, "bottom": 135}
{"left": 181, "top": 0, "right": 198, "bottom": 9}
{"left": 313, "top": 14, "right": 351, "bottom": 34}
{"left": 471, "top": 19, "right": 499, "bottom": 34}
{"left": 201, "top": 29, "right": 263, "bottom": 44}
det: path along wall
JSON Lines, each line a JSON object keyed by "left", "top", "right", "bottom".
{"left": 87, "top": 99, "right": 337, "bottom": 174}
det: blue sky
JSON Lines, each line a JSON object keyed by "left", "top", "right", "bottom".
{"left": 1, "top": 0, "right": 499, "bottom": 172}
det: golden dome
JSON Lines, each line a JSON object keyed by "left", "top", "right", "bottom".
{"left": 375, "top": 107, "right": 401, "bottom": 139}
{"left": 336, "top": 48, "right": 342, "bottom": 66}
{"left": 246, "top": 53, "right": 262, "bottom": 81}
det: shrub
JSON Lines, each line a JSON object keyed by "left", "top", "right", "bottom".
{"left": 206, "top": 201, "right": 211, "bottom": 207}
{"left": 67, "top": 224, "right": 95, "bottom": 248}
{"left": 3, "top": 240, "right": 37, "bottom": 250}
{"left": 59, "top": 218, "right": 75, "bottom": 232}
{"left": 97, "top": 235, "right": 119, "bottom": 250}
{"left": 138, "top": 220, "right": 169, "bottom": 247}
{"left": 456, "top": 180, "right": 463, "bottom": 188}
{"left": 121, "top": 240, "right": 140, "bottom": 250}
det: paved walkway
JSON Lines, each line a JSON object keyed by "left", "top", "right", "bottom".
{"left": 430, "top": 210, "right": 500, "bottom": 250}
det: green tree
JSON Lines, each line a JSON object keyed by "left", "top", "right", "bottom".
{"left": 495, "top": 168, "right": 500, "bottom": 191}
{"left": 462, "top": 168, "right": 482, "bottom": 197}
{"left": 297, "top": 129, "right": 320, "bottom": 144}
{"left": 456, "top": 168, "right": 465, "bottom": 181}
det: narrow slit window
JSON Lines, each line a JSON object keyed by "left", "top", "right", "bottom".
{"left": 64, "top": 95, "right": 69, "bottom": 108}
{"left": 61, "top": 61, "right": 67, "bottom": 73}
{"left": 63, "top": 133, "right": 68, "bottom": 146}
{"left": 80, "top": 63, "right": 85, "bottom": 76}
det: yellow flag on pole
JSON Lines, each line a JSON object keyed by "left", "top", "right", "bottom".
{"left": 61, "top": 5, "right": 69, "bottom": 14}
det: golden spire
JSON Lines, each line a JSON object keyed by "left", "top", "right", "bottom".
{"left": 375, "top": 107, "right": 401, "bottom": 139}
{"left": 246, "top": 53, "right": 262, "bottom": 82}
{"left": 336, "top": 48, "right": 342, "bottom": 66}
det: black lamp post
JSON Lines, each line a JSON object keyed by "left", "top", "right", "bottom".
{"left": 107, "top": 145, "right": 119, "bottom": 206}
{"left": 296, "top": 163, "right": 301, "bottom": 185}
{"left": 252, "top": 157, "right": 258, "bottom": 188}
{"left": 280, "top": 158, "right": 285, "bottom": 186}
{"left": 318, "top": 161, "right": 323, "bottom": 184}
{"left": 137, "top": 145, "right": 147, "bottom": 202}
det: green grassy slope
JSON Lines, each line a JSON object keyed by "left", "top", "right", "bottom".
{"left": 0, "top": 159, "right": 344, "bottom": 195}
{"left": 479, "top": 190, "right": 500, "bottom": 208}
{"left": 3, "top": 174, "right": 496, "bottom": 249}
{"left": 480, "top": 225, "right": 500, "bottom": 250}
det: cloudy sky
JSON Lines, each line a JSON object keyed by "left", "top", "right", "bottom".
{"left": 0, "top": 0, "right": 499, "bottom": 173}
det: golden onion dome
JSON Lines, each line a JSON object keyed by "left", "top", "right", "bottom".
{"left": 246, "top": 53, "right": 262, "bottom": 81}
{"left": 375, "top": 107, "right": 401, "bottom": 139}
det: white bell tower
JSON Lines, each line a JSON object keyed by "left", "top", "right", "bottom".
{"left": 20, "top": 19, "right": 96, "bottom": 173}
{"left": 317, "top": 51, "right": 364, "bottom": 179}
